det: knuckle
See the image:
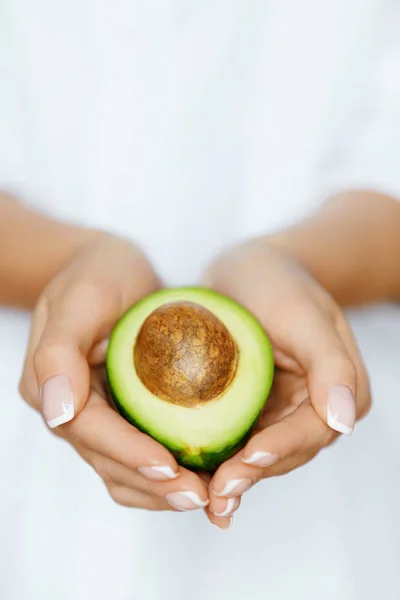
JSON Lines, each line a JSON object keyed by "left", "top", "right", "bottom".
{"left": 33, "top": 341, "right": 66, "bottom": 374}
{"left": 273, "top": 459, "right": 300, "bottom": 478}
{"left": 310, "top": 349, "right": 357, "bottom": 385}
{"left": 105, "top": 483, "right": 164, "bottom": 511}
{"left": 276, "top": 451, "right": 317, "bottom": 477}
{"left": 324, "top": 350, "right": 358, "bottom": 386}
{"left": 106, "top": 484, "right": 139, "bottom": 509}
{"left": 91, "top": 456, "right": 112, "bottom": 483}
{"left": 106, "top": 483, "right": 125, "bottom": 506}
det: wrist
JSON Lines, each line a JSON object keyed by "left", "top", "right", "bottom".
{"left": 265, "top": 190, "right": 400, "bottom": 306}
{"left": 265, "top": 223, "right": 363, "bottom": 307}
{"left": 0, "top": 195, "right": 104, "bottom": 309}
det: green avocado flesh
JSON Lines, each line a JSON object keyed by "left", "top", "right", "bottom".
{"left": 106, "top": 287, "right": 274, "bottom": 471}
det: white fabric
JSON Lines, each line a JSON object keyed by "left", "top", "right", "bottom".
{"left": 0, "top": 2, "right": 400, "bottom": 599}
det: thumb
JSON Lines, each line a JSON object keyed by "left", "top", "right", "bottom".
{"left": 294, "top": 311, "right": 358, "bottom": 436}
{"left": 274, "top": 300, "right": 358, "bottom": 436}
{"left": 35, "top": 342, "right": 89, "bottom": 429}
{"left": 308, "top": 349, "right": 357, "bottom": 436}
{"left": 34, "top": 284, "right": 121, "bottom": 429}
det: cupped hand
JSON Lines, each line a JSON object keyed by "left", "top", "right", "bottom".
{"left": 19, "top": 233, "right": 209, "bottom": 513}
{"left": 201, "top": 238, "right": 371, "bottom": 527}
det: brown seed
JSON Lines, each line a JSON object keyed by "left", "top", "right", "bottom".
{"left": 134, "top": 302, "right": 238, "bottom": 408}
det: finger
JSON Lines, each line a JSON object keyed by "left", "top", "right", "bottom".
{"left": 33, "top": 281, "right": 122, "bottom": 428}
{"left": 146, "top": 469, "right": 210, "bottom": 512}
{"left": 64, "top": 393, "right": 181, "bottom": 481}
{"left": 309, "top": 349, "right": 357, "bottom": 436}
{"left": 208, "top": 400, "right": 335, "bottom": 509}
{"left": 204, "top": 506, "right": 234, "bottom": 530}
{"left": 67, "top": 393, "right": 209, "bottom": 509}
{"left": 105, "top": 484, "right": 169, "bottom": 511}
{"left": 242, "top": 399, "right": 336, "bottom": 468}
{"left": 208, "top": 495, "right": 241, "bottom": 518}
{"left": 335, "top": 316, "right": 371, "bottom": 420}
{"left": 277, "top": 302, "right": 358, "bottom": 436}
{"left": 75, "top": 446, "right": 160, "bottom": 490}
{"left": 77, "top": 443, "right": 210, "bottom": 511}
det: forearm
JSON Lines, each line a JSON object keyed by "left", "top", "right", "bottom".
{"left": 0, "top": 193, "right": 101, "bottom": 309}
{"left": 267, "top": 190, "right": 400, "bottom": 307}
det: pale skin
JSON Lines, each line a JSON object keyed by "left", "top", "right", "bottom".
{"left": 2, "top": 190, "right": 400, "bottom": 529}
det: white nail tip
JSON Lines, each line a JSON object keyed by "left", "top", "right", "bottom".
{"left": 327, "top": 407, "right": 353, "bottom": 436}
{"left": 217, "top": 479, "right": 246, "bottom": 497}
{"left": 181, "top": 492, "right": 209, "bottom": 508}
{"left": 242, "top": 451, "right": 271, "bottom": 465}
{"left": 168, "top": 492, "right": 209, "bottom": 510}
{"left": 150, "top": 466, "right": 178, "bottom": 479}
{"left": 213, "top": 498, "right": 236, "bottom": 517}
{"left": 46, "top": 403, "right": 74, "bottom": 429}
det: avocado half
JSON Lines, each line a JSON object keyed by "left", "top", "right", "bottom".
{"left": 106, "top": 287, "right": 274, "bottom": 471}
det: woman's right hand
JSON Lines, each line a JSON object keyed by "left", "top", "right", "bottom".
{"left": 19, "top": 233, "right": 209, "bottom": 513}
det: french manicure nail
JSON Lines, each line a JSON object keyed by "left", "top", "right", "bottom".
{"left": 327, "top": 385, "right": 356, "bottom": 435}
{"left": 41, "top": 375, "right": 75, "bottom": 429}
{"left": 137, "top": 465, "right": 179, "bottom": 481}
{"left": 212, "top": 497, "right": 238, "bottom": 517}
{"left": 215, "top": 478, "right": 252, "bottom": 497}
{"left": 165, "top": 491, "right": 209, "bottom": 511}
{"left": 242, "top": 452, "right": 280, "bottom": 467}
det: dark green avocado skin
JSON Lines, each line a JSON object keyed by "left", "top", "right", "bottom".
{"left": 107, "top": 376, "right": 256, "bottom": 472}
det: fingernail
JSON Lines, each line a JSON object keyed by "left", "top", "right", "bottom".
{"left": 137, "top": 465, "right": 179, "bottom": 481}
{"left": 212, "top": 497, "right": 239, "bottom": 517}
{"left": 41, "top": 375, "right": 75, "bottom": 429}
{"left": 165, "top": 491, "right": 209, "bottom": 511}
{"left": 214, "top": 478, "right": 252, "bottom": 497}
{"left": 327, "top": 385, "right": 356, "bottom": 435}
{"left": 217, "top": 516, "right": 233, "bottom": 530}
{"left": 242, "top": 452, "right": 280, "bottom": 467}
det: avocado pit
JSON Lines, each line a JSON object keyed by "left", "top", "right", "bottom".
{"left": 133, "top": 301, "right": 238, "bottom": 408}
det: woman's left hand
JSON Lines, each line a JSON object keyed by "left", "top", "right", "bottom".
{"left": 200, "top": 238, "right": 371, "bottom": 529}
